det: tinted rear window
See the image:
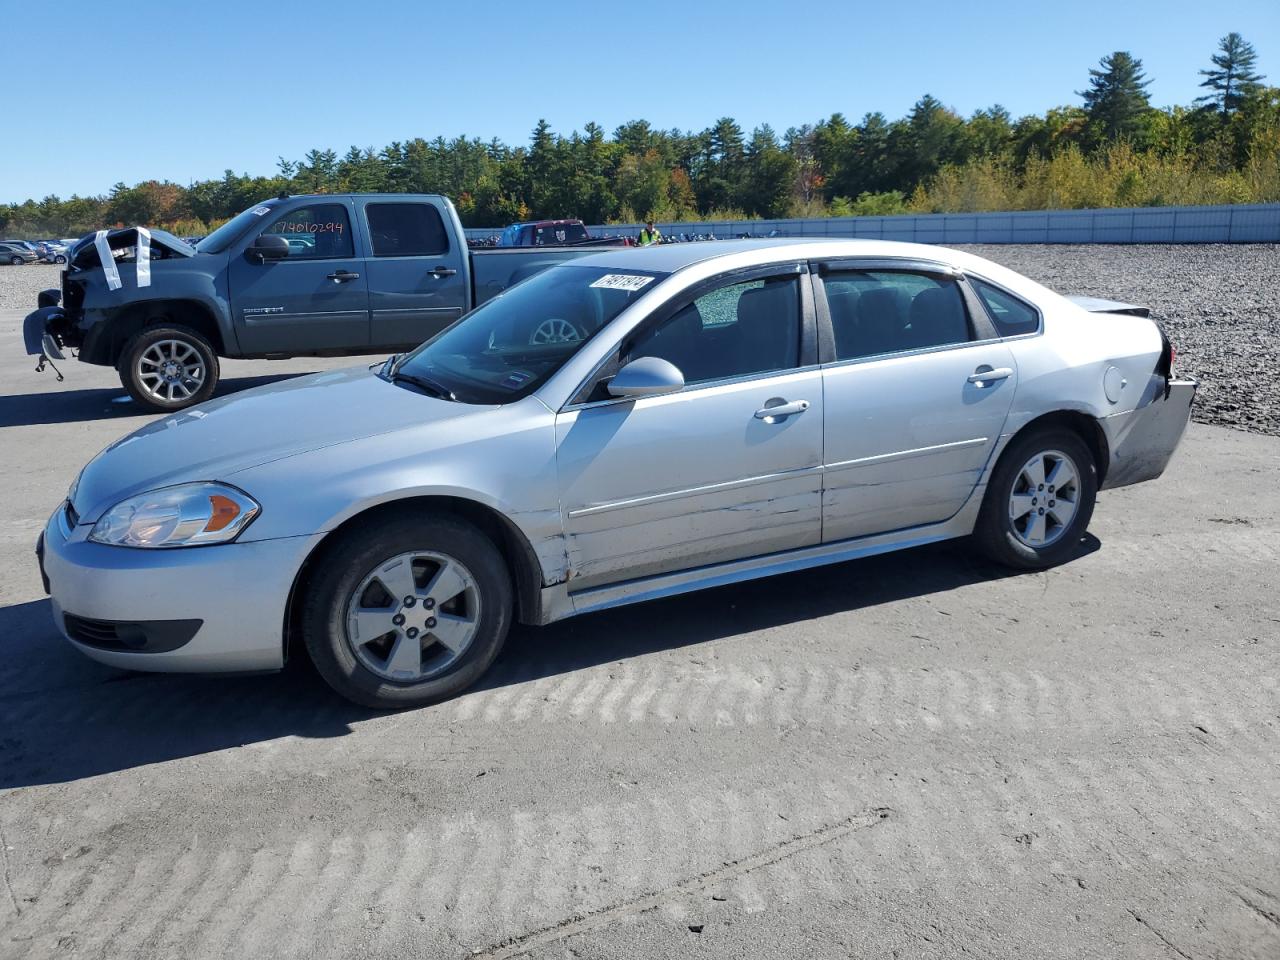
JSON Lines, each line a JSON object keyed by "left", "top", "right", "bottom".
{"left": 367, "top": 203, "right": 450, "bottom": 257}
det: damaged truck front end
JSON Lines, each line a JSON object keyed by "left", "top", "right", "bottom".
{"left": 23, "top": 228, "right": 198, "bottom": 377}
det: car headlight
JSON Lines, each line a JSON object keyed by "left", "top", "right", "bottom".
{"left": 89, "top": 482, "right": 260, "bottom": 548}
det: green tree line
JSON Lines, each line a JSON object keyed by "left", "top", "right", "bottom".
{"left": 3, "top": 33, "right": 1276, "bottom": 238}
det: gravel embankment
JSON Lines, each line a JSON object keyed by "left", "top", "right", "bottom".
{"left": 4, "top": 244, "right": 1277, "bottom": 433}
{"left": 962, "top": 244, "right": 1280, "bottom": 436}
{"left": 0, "top": 262, "right": 61, "bottom": 311}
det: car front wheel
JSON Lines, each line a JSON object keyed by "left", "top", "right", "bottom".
{"left": 8, "top": 255, "right": 21, "bottom": 266}
{"left": 301, "top": 513, "right": 513, "bottom": 709}
{"left": 974, "top": 429, "right": 1097, "bottom": 569}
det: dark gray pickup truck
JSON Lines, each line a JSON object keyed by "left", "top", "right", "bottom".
{"left": 24, "top": 193, "right": 616, "bottom": 411}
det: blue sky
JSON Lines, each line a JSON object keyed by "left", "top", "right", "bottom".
{"left": 2, "top": 0, "right": 1276, "bottom": 203}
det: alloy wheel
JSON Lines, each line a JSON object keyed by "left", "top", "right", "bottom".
{"left": 528, "top": 318, "right": 581, "bottom": 345}
{"left": 136, "top": 339, "right": 206, "bottom": 403}
{"left": 344, "top": 550, "right": 482, "bottom": 682}
{"left": 1008, "top": 449, "right": 1080, "bottom": 547}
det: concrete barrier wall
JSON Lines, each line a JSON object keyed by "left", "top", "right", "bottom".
{"left": 464, "top": 202, "right": 1280, "bottom": 245}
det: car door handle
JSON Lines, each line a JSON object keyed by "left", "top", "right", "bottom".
{"left": 754, "top": 398, "right": 810, "bottom": 422}
{"left": 429, "top": 266, "right": 458, "bottom": 278}
{"left": 967, "top": 366, "right": 1013, "bottom": 387}
{"left": 327, "top": 270, "right": 360, "bottom": 283}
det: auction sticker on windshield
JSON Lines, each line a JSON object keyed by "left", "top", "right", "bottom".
{"left": 589, "top": 274, "right": 655, "bottom": 291}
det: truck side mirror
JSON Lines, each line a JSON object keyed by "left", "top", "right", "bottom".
{"left": 247, "top": 234, "right": 289, "bottom": 263}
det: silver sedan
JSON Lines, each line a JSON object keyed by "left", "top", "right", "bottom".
{"left": 38, "top": 239, "right": 1196, "bottom": 707}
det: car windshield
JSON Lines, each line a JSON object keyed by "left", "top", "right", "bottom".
{"left": 196, "top": 200, "right": 282, "bottom": 254}
{"left": 389, "top": 265, "right": 666, "bottom": 404}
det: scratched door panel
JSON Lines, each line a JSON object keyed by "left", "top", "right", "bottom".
{"left": 822, "top": 343, "right": 1017, "bottom": 541}
{"left": 555, "top": 369, "right": 824, "bottom": 591}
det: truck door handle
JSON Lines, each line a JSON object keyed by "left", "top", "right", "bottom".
{"left": 327, "top": 270, "right": 360, "bottom": 283}
{"left": 754, "top": 398, "right": 810, "bottom": 422}
{"left": 967, "top": 366, "right": 1013, "bottom": 387}
{"left": 429, "top": 266, "right": 458, "bottom": 278}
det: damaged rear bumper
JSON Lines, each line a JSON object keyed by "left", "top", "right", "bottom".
{"left": 1099, "top": 379, "right": 1197, "bottom": 489}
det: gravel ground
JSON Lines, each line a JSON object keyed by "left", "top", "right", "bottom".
{"left": 5, "top": 244, "right": 1278, "bottom": 435}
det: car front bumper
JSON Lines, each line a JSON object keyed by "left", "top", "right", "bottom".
{"left": 1099, "top": 379, "right": 1197, "bottom": 489}
{"left": 39, "top": 502, "right": 322, "bottom": 673}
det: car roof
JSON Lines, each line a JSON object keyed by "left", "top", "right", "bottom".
{"left": 571, "top": 237, "right": 959, "bottom": 273}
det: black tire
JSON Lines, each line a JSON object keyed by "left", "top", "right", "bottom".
{"left": 973, "top": 428, "right": 1097, "bottom": 570}
{"left": 301, "top": 513, "right": 513, "bottom": 709}
{"left": 8, "top": 256, "right": 21, "bottom": 266}
{"left": 54, "top": 255, "right": 66, "bottom": 264}
{"left": 117, "top": 325, "right": 220, "bottom": 412}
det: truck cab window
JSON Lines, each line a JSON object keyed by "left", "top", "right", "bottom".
{"left": 367, "top": 203, "right": 450, "bottom": 257}
{"left": 260, "top": 204, "right": 353, "bottom": 260}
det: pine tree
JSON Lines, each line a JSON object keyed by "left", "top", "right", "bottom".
{"left": 1079, "top": 52, "right": 1152, "bottom": 142}
{"left": 1196, "top": 32, "right": 1265, "bottom": 114}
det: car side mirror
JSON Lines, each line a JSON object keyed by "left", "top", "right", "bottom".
{"left": 607, "top": 356, "right": 685, "bottom": 399}
{"left": 246, "top": 234, "right": 289, "bottom": 262}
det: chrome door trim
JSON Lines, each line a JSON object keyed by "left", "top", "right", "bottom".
{"left": 241, "top": 309, "right": 368, "bottom": 325}
{"left": 560, "top": 363, "right": 823, "bottom": 413}
{"left": 824, "top": 437, "right": 990, "bottom": 473}
{"left": 817, "top": 336, "right": 1002, "bottom": 370}
{"left": 565, "top": 463, "right": 823, "bottom": 519}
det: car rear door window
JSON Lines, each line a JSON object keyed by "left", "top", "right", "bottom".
{"left": 824, "top": 271, "right": 972, "bottom": 360}
{"left": 625, "top": 275, "right": 801, "bottom": 385}
{"left": 367, "top": 202, "right": 450, "bottom": 257}
{"left": 260, "top": 204, "right": 353, "bottom": 259}
{"left": 970, "top": 278, "right": 1041, "bottom": 337}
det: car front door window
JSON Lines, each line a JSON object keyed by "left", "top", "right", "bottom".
{"left": 622, "top": 275, "right": 801, "bottom": 387}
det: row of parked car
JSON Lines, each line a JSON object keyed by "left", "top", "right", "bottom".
{"left": 0, "top": 239, "right": 75, "bottom": 265}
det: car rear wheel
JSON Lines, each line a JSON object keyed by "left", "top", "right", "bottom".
{"left": 301, "top": 513, "right": 513, "bottom": 709}
{"left": 973, "top": 428, "right": 1097, "bottom": 569}
{"left": 118, "top": 325, "right": 219, "bottom": 412}
{"left": 54, "top": 255, "right": 66, "bottom": 264}
{"left": 8, "top": 255, "right": 21, "bottom": 266}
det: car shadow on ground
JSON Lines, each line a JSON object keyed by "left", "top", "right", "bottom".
{"left": 0, "top": 371, "right": 322, "bottom": 427}
{"left": 0, "top": 537, "right": 1099, "bottom": 788}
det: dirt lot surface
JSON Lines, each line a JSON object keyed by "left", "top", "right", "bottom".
{"left": 0, "top": 265, "right": 1278, "bottom": 960}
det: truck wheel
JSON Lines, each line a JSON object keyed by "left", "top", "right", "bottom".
{"left": 301, "top": 512, "right": 513, "bottom": 709}
{"left": 972, "top": 428, "right": 1097, "bottom": 570}
{"left": 118, "top": 325, "right": 220, "bottom": 412}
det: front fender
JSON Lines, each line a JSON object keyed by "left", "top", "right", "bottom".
{"left": 224, "top": 399, "right": 568, "bottom": 584}
{"left": 24, "top": 306, "right": 67, "bottom": 357}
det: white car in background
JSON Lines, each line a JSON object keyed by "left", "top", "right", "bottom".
{"left": 38, "top": 239, "right": 1195, "bottom": 708}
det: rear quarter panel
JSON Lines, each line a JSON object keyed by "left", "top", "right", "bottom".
{"left": 1002, "top": 302, "right": 1164, "bottom": 437}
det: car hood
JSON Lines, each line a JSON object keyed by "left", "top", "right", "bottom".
{"left": 72, "top": 366, "right": 492, "bottom": 522}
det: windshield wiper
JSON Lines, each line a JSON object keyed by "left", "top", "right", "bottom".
{"left": 391, "top": 370, "right": 457, "bottom": 401}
